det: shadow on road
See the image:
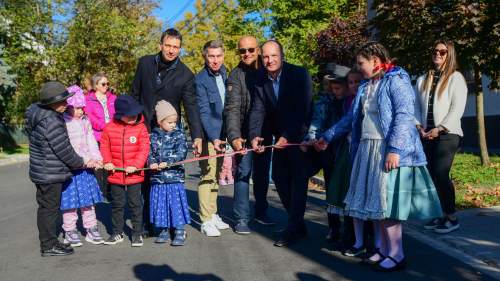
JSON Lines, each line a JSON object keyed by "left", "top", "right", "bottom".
{"left": 134, "top": 263, "right": 223, "bottom": 281}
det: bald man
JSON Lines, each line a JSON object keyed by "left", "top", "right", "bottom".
{"left": 224, "top": 36, "right": 274, "bottom": 235}
{"left": 249, "top": 40, "right": 313, "bottom": 247}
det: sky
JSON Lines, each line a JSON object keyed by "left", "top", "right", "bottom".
{"left": 153, "top": 0, "right": 197, "bottom": 29}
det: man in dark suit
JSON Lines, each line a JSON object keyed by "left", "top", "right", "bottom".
{"left": 249, "top": 40, "right": 313, "bottom": 247}
{"left": 131, "top": 28, "right": 203, "bottom": 236}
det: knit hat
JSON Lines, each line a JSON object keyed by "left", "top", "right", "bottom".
{"left": 66, "top": 85, "right": 85, "bottom": 108}
{"left": 155, "top": 100, "right": 177, "bottom": 123}
{"left": 39, "top": 81, "right": 73, "bottom": 105}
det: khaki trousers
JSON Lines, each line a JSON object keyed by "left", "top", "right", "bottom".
{"left": 198, "top": 141, "right": 223, "bottom": 222}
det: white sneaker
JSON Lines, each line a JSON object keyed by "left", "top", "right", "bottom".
{"left": 201, "top": 221, "right": 221, "bottom": 237}
{"left": 212, "top": 214, "right": 230, "bottom": 230}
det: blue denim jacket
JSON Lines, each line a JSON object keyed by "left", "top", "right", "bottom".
{"left": 322, "top": 67, "right": 427, "bottom": 167}
{"left": 148, "top": 127, "right": 188, "bottom": 184}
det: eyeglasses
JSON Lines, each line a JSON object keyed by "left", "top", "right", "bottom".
{"left": 433, "top": 49, "right": 448, "bottom": 56}
{"left": 100, "top": 82, "right": 109, "bottom": 86}
{"left": 238, "top": 48, "right": 256, "bottom": 55}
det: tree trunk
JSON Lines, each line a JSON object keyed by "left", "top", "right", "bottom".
{"left": 474, "top": 67, "right": 490, "bottom": 166}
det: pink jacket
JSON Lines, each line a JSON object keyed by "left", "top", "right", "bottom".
{"left": 84, "top": 90, "right": 117, "bottom": 142}
{"left": 64, "top": 114, "right": 102, "bottom": 163}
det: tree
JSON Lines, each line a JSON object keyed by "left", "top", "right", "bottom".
{"left": 239, "top": 0, "right": 365, "bottom": 76}
{"left": 0, "top": 0, "right": 56, "bottom": 123}
{"left": 0, "top": 45, "right": 16, "bottom": 121}
{"left": 314, "top": 13, "right": 370, "bottom": 69}
{"left": 43, "top": 0, "right": 161, "bottom": 95}
{"left": 371, "top": 0, "right": 499, "bottom": 165}
{"left": 174, "top": 0, "right": 264, "bottom": 73}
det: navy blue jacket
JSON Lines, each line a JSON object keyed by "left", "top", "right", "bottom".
{"left": 148, "top": 127, "right": 188, "bottom": 184}
{"left": 195, "top": 65, "right": 227, "bottom": 142}
{"left": 249, "top": 62, "right": 313, "bottom": 143}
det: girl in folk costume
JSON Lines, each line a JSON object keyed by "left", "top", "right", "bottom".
{"left": 61, "top": 85, "right": 105, "bottom": 246}
{"left": 318, "top": 42, "right": 442, "bottom": 271}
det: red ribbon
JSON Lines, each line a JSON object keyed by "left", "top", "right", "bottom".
{"left": 112, "top": 143, "right": 308, "bottom": 172}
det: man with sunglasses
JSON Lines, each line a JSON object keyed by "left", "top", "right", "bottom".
{"left": 131, "top": 28, "right": 203, "bottom": 236}
{"left": 224, "top": 36, "right": 274, "bottom": 235}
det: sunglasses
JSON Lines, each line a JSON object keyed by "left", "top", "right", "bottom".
{"left": 433, "top": 49, "right": 448, "bottom": 56}
{"left": 100, "top": 82, "right": 109, "bottom": 86}
{"left": 238, "top": 48, "right": 256, "bottom": 55}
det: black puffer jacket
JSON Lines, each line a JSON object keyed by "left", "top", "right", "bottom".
{"left": 224, "top": 62, "right": 264, "bottom": 142}
{"left": 25, "top": 103, "right": 84, "bottom": 184}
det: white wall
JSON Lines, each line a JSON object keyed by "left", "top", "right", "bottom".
{"left": 463, "top": 75, "right": 500, "bottom": 117}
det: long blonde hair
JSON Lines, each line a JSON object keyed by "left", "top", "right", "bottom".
{"left": 421, "top": 40, "right": 458, "bottom": 98}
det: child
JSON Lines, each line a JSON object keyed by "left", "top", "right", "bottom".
{"left": 302, "top": 64, "right": 350, "bottom": 245}
{"left": 25, "top": 81, "right": 89, "bottom": 256}
{"left": 60, "top": 86, "right": 105, "bottom": 247}
{"left": 100, "top": 95, "right": 150, "bottom": 247}
{"left": 148, "top": 100, "right": 191, "bottom": 246}
{"left": 318, "top": 42, "right": 442, "bottom": 271}
{"left": 219, "top": 145, "right": 235, "bottom": 186}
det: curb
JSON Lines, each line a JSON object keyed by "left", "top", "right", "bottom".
{"left": 404, "top": 223, "right": 500, "bottom": 280}
{"left": 314, "top": 174, "right": 500, "bottom": 280}
{"left": 0, "top": 154, "right": 29, "bottom": 167}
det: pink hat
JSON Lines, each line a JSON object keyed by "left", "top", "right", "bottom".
{"left": 66, "top": 85, "right": 85, "bottom": 107}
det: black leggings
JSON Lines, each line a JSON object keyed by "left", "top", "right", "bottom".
{"left": 423, "top": 133, "right": 461, "bottom": 215}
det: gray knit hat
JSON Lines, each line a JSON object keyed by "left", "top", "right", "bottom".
{"left": 155, "top": 100, "right": 177, "bottom": 123}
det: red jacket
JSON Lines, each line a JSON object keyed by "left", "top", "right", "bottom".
{"left": 100, "top": 116, "right": 150, "bottom": 185}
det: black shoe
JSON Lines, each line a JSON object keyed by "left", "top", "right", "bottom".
{"left": 362, "top": 248, "right": 385, "bottom": 265}
{"left": 131, "top": 235, "right": 144, "bottom": 247}
{"left": 104, "top": 233, "right": 124, "bottom": 245}
{"left": 41, "top": 243, "right": 75, "bottom": 257}
{"left": 372, "top": 256, "right": 407, "bottom": 272}
{"left": 423, "top": 217, "right": 442, "bottom": 230}
{"left": 343, "top": 245, "right": 366, "bottom": 257}
{"left": 274, "top": 230, "right": 307, "bottom": 247}
{"left": 254, "top": 215, "right": 276, "bottom": 226}
{"left": 434, "top": 217, "right": 460, "bottom": 234}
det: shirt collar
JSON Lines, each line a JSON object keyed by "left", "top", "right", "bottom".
{"left": 268, "top": 69, "right": 282, "bottom": 83}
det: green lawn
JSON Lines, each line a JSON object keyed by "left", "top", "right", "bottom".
{"left": 452, "top": 153, "right": 500, "bottom": 209}
{"left": 0, "top": 144, "right": 29, "bottom": 158}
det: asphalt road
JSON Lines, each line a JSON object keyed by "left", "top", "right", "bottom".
{"left": 0, "top": 161, "right": 494, "bottom": 281}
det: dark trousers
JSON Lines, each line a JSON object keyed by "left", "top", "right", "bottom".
{"left": 141, "top": 174, "right": 152, "bottom": 233}
{"left": 95, "top": 168, "right": 109, "bottom": 199}
{"left": 423, "top": 133, "right": 461, "bottom": 215}
{"left": 36, "top": 183, "right": 63, "bottom": 251}
{"left": 272, "top": 146, "right": 310, "bottom": 233}
{"left": 110, "top": 184, "right": 143, "bottom": 236}
{"left": 233, "top": 148, "right": 272, "bottom": 221}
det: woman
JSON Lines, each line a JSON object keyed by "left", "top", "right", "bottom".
{"left": 84, "top": 72, "right": 117, "bottom": 200}
{"left": 415, "top": 40, "right": 467, "bottom": 234}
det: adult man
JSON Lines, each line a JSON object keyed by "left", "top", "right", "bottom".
{"left": 224, "top": 35, "right": 274, "bottom": 235}
{"left": 195, "top": 40, "right": 231, "bottom": 237}
{"left": 131, "top": 28, "right": 203, "bottom": 235}
{"left": 131, "top": 28, "right": 202, "bottom": 150}
{"left": 250, "top": 40, "right": 313, "bottom": 247}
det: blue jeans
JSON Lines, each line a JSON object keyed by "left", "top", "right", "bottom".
{"left": 233, "top": 150, "right": 272, "bottom": 221}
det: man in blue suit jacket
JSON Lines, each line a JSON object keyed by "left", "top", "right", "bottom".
{"left": 195, "top": 40, "right": 231, "bottom": 237}
{"left": 250, "top": 40, "right": 313, "bottom": 247}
